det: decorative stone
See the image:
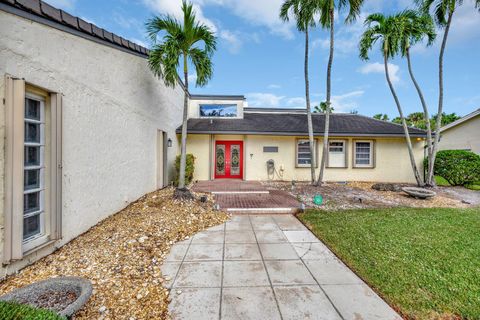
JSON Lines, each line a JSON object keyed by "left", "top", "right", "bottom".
{"left": 372, "top": 183, "right": 401, "bottom": 192}
{"left": 402, "top": 187, "right": 436, "bottom": 199}
{"left": 0, "top": 277, "right": 92, "bottom": 317}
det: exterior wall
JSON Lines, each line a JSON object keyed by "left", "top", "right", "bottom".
{"left": 0, "top": 11, "right": 184, "bottom": 276}
{"left": 188, "top": 99, "right": 245, "bottom": 119}
{"left": 187, "top": 134, "right": 425, "bottom": 183}
{"left": 439, "top": 116, "right": 480, "bottom": 154}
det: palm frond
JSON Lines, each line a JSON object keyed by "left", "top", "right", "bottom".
{"left": 189, "top": 48, "right": 213, "bottom": 87}
{"left": 146, "top": 15, "right": 182, "bottom": 44}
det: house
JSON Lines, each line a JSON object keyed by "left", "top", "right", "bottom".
{"left": 180, "top": 96, "right": 427, "bottom": 183}
{"left": 0, "top": 0, "right": 184, "bottom": 277}
{"left": 0, "top": 0, "right": 427, "bottom": 278}
{"left": 439, "top": 109, "right": 480, "bottom": 154}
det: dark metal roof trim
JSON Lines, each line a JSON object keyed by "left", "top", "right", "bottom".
{"left": 0, "top": 0, "right": 149, "bottom": 58}
{"left": 190, "top": 94, "right": 246, "bottom": 101}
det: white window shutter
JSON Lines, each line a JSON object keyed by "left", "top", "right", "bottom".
{"left": 50, "top": 92, "right": 63, "bottom": 240}
{"left": 3, "top": 75, "right": 25, "bottom": 262}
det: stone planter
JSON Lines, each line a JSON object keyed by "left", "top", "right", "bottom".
{"left": 0, "top": 276, "right": 92, "bottom": 317}
{"left": 402, "top": 187, "right": 436, "bottom": 199}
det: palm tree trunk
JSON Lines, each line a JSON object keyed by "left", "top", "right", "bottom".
{"left": 304, "top": 27, "right": 315, "bottom": 184}
{"left": 317, "top": 8, "right": 334, "bottom": 186}
{"left": 428, "top": 11, "right": 454, "bottom": 186}
{"left": 178, "top": 54, "right": 189, "bottom": 190}
{"left": 384, "top": 54, "right": 423, "bottom": 186}
{"left": 406, "top": 47, "right": 432, "bottom": 185}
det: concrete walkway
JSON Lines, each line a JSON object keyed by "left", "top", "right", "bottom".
{"left": 162, "top": 215, "right": 401, "bottom": 320}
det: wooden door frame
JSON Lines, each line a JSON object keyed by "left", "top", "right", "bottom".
{"left": 214, "top": 140, "right": 244, "bottom": 179}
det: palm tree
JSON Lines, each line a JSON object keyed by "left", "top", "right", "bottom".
{"left": 316, "top": 0, "right": 365, "bottom": 186}
{"left": 280, "top": 0, "right": 320, "bottom": 184}
{"left": 416, "top": 0, "right": 480, "bottom": 186}
{"left": 146, "top": 1, "right": 216, "bottom": 197}
{"left": 397, "top": 10, "right": 436, "bottom": 185}
{"left": 359, "top": 12, "right": 424, "bottom": 186}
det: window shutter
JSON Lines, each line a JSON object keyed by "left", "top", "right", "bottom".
{"left": 50, "top": 93, "right": 63, "bottom": 240}
{"left": 3, "top": 75, "right": 25, "bottom": 262}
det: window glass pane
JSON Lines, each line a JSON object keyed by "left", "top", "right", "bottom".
{"left": 355, "top": 142, "right": 371, "bottom": 165}
{"left": 24, "top": 146, "right": 40, "bottom": 166}
{"left": 200, "top": 104, "right": 237, "bottom": 117}
{"left": 24, "top": 169, "right": 40, "bottom": 190}
{"left": 25, "top": 98, "right": 41, "bottom": 120}
{"left": 297, "top": 140, "right": 313, "bottom": 165}
{"left": 23, "top": 215, "right": 40, "bottom": 240}
{"left": 24, "top": 192, "right": 40, "bottom": 214}
{"left": 25, "top": 122, "right": 41, "bottom": 143}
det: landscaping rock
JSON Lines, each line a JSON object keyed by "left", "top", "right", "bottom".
{"left": 371, "top": 183, "right": 401, "bottom": 192}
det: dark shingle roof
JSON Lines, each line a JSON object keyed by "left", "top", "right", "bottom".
{"left": 177, "top": 112, "right": 427, "bottom": 137}
{"left": 0, "top": 0, "right": 148, "bottom": 56}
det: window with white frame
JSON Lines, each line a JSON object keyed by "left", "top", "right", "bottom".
{"left": 3, "top": 76, "right": 62, "bottom": 263}
{"left": 354, "top": 140, "right": 374, "bottom": 168}
{"left": 23, "top": 95, "right": 46, "bottom": 248}
{"left": 328, "top": 140, "right": 346, "bottom": 168}
{"left": 296, "top": 139, "right": 316, "bottom": 167}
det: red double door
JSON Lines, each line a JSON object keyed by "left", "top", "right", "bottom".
{"left": 215, "top": 141, "right": 243, "bottom": 179}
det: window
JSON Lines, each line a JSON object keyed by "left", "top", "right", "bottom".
{"left": 328, "top": 140, "right": 346, "bottom": 168}
{"left": 3, "top": 76, "right": 62, "bottom": 262}
{"left": 354, "top": 140, "right": 374, "bottom": 168}
{"left": 296, "top": 139, "right": 316, "bottom": 167}
{"left": 199, "top": 104, "right": 237, "bottom": 117}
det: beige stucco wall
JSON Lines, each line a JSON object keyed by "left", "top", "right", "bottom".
{"left": 187, "top": 134, "right": 425, "bottom": 183}
{"left": 0, "top": 11, "right": 184, "bottom": 277}
{"left": 439, "top": 116, "right": 480, "bottom": 154}
{"left": 188, "top": 98, "right": 244, "bottom": 118}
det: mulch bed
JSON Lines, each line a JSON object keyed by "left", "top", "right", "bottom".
{"left": 0, "top": 187, "right": 229, "bottom": 319}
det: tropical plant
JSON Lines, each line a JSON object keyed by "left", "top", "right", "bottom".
{"left": 313, "top": 102, "right": 334, "bottom": 113}
{"left": 359, "top": 11, "right": 424, "bottom": 186}
{"left": 175, "top": 154, "right": 195, "bottom": 186}
{"left": 373, "top": 113, "right": 389, "bottom": 121}
{"left": 280, "top": 0, "right": 321, "bottom": 184}
{"left": 146, "top": 1, "right": 216, "bottom": 196}
{"left": 392, "top": 112, "right": 460, "bottom": 129}
{"left": 426, "top": 150, "right": 480, "bottom": 186}
{"left": 316, "top": 0, "right": 365, "bottom": 186}
{"left": 416, "top": 0, "right": 480, "bottom": 186}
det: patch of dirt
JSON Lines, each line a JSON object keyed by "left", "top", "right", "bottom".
{"left": 0, "top": 187, "right": 229, "bottom": 320}
{"left": 262, "top": 181, "right": 476, "bottom": 211}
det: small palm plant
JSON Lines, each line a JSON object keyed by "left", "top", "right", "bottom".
{"left": 280, "top": 0, "right": 321, "bottom": 184}
{"left": 416, "top": 0, "right": 480, "bottom": 186}
{"left": 359, "top": 12, "right": 424, "bottom": 186}
{"left": 146, "top": 1, "right": 216, "bottom": 197}
{"left": 316, "top": 0, "right": 365, "bottom": 186}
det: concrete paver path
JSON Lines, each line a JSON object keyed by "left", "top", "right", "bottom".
{"left": 162, "top": 215, "right": 401, "bottom": 320}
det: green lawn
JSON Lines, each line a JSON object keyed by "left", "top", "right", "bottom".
{"left": 435, "top": 175, "right": 480, "bottom": 190}
{"left": 299, "top": 208, "right": 480, "bottom": 319}
{"left": 0, "top": 301, "right": 65, "bottom": 320}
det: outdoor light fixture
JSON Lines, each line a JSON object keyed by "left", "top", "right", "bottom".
{"left": 168, "top": 138, "right": 173, "bottom": 147}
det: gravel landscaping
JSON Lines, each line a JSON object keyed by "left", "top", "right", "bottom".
{"left": 0, "top": 187, "right": 228, "bottom": 319}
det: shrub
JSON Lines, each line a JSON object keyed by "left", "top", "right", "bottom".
{"left": 0, "top": 301, "right": 66, "bottom": 320}
{"left": 426, "top": 150, "right": 480, "bottom": 186}
{"left": 174, "top": 154, "right": 195, "bottom": 186}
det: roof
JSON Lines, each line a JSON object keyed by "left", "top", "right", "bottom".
{"left": 176, "top": 111, "right": 428, "bottom": 137}
{"left": 0, "top": 0, "right": 149, "bottom": 57}
{"left": 190, "top": 94, "right": 245, "bottom": 101}
{"left": 440, "top": 108, "right": 480, "bottom": 132}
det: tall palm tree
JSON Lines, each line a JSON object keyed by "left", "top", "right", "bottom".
{"left": 146, "top": 1, "right": 216, "bottom": 197}
{"left": 416, "top": 0, "right": 480, "bottom": 186}
{"left": 397, "top": 10, "right": 436, "bottom": 185}
{"left": 280, "top": 0, "right": 320, "bottom": 184}
{"left": 359, "top": 12, "right": 424, "bottom": 186}
{"left": 316, "top": 0, "right": 365, "bottom": 186}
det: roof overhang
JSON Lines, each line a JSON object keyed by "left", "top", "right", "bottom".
{"left": 176, "top": 130, "right": 427, "bottom": 138}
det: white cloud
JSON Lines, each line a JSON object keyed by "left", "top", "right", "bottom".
{"left": 358, "top": 62, "right": 400, "bottom": 84}
{"left": 268, "top": 84, "right": 281, "bottom": 89}
{"left": 46, "top": 0, "right": 75, "bottom": 10}
{"left": 330, "top": 90, "right": 365, "bottom": 112}
{"left": 286, "top": 97, "right": 306, "bottom": 107}
{"left": 246, "top": 93, "right": 286, "bottom": 108}
{"left": 219, "top": 30, "right": 242, "bottom": 54}
{"left": 448, "top": 0, "right": 480, "bottom": 43}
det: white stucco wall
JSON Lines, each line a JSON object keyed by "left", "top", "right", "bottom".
{"left": 0, "top": 11, "right": 184, "bottom": 276}
{"left": 439, "top": 115, "right": 480, "bottom": 154}
{"left": 188, "top": 98, "right": 244, "bottom": 118}
{"left": 187, "top": 134, "right": 425, "bottom": 183}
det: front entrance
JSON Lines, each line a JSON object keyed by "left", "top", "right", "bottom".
{"left": 215, "top": 141, "right": 243, "bottom": 179}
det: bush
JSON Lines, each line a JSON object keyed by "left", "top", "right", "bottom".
{"left": 174, "top": 154, "right": 195, "bottom": 186}
{"left": 0, "top": 301, "right": 66, "bottom": 320}
{"left": 426, "top": 150, "right": 480, "bottom": 186}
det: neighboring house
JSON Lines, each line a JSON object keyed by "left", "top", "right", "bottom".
{"left": 0, "top": 1, "right": 184, "bottom": 277}
{"left": 179, "top": 97, "right": 427, "bottom": 183}
{"left": 439, "top": 109, "right": 480, "bottom": 154}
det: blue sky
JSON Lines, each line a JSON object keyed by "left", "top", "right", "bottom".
{"left": 49, "top": 0, "right": 480, "bottom": 118}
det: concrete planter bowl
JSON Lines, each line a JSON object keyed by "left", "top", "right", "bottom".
{"left": 402, "top": 187, "right": 436, "bottom": 199}
{"left": 0, "top": 276, "right": 92, "bottom": 318}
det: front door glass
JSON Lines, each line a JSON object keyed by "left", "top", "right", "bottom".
{"left": 230, "top": 144, "right": 240, "bottom": 176}
{"left": 216, "top": 144, "right": 226, "bottom": 176}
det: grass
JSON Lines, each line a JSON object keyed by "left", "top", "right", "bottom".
{"left": 434, "top": 175, "right": 480, "bottom": 191}
{"left": 299, "top": 207, "right": 480, "bottom": 319}
{"left": 0, "top": 301, "right": 65, "bottom": 320}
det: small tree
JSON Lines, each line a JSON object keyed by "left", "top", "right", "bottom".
{"left": 429, "top": 150, "right": 480, "bottom": 186}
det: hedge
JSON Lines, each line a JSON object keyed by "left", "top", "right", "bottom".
{"left": 174, "top": 154, "right": 195, "bottom": 186}
{"left": 426, "top": 150, "right": 480, "bottom": 186}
